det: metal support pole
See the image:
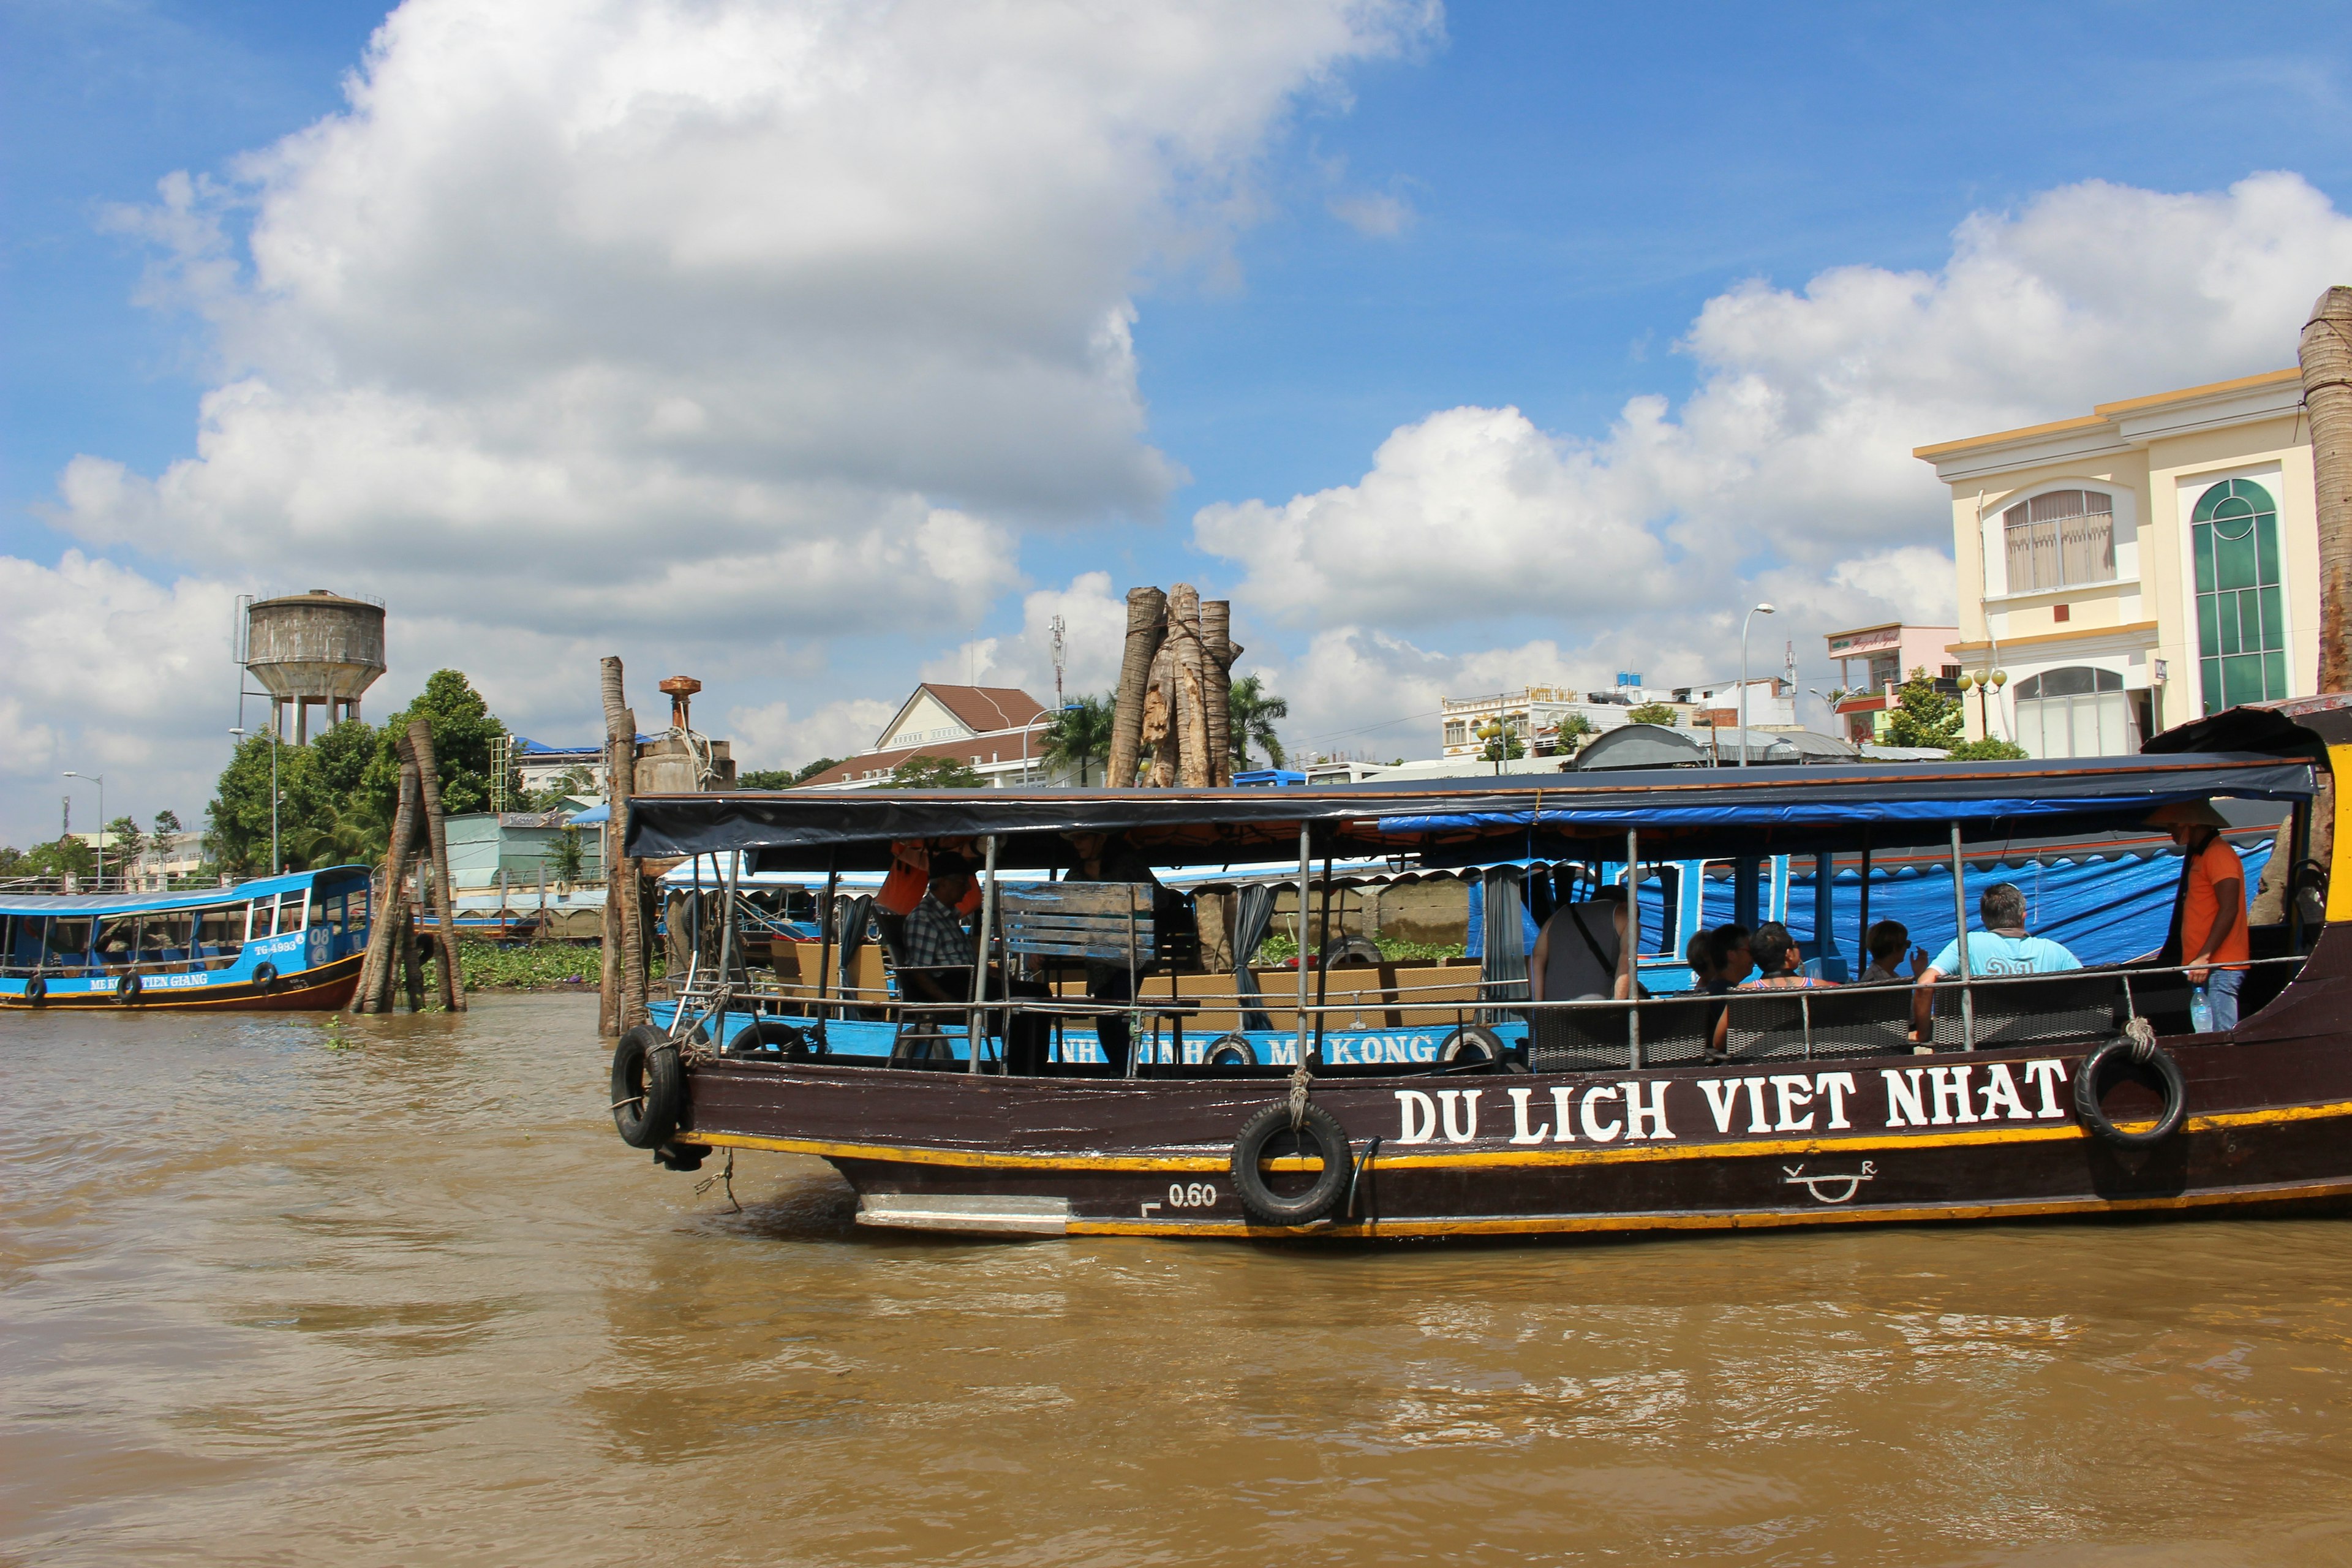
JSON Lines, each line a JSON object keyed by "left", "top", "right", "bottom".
{"left": 970, "top": 834, "right": 998, "bottom": 1074}
{"left": 1625, "top": 829, "right": 1642, "bottom": 1070}
{"left": 1858, "top": 840, "right": 1872, "bottom": 965}
{"left": 1812, "top": 851, "right": 1838, "bottom": 979}
{"left": 1950, "top": 824, "right": 1975, "bottom": 1051}
{"left": 1295, "top": 819, "right": 1313, "bottom": 1066}
{"left": 1313, "top": 850, "right": 1335, "bottom": 1063}
{"left": 815, "top": 856, "right": 839, "bottom": 1026}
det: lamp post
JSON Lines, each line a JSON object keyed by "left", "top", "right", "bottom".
{"left": 61, "top": 771, "right": 104, "bottom": 886}
{"left": 230, "top": 725, "right": 279, "bottom": 875}
{"left": 1738, "top": 602, "right": 1776, "bottom": 767}
{"left": 1956, "top": 668, "right": 2007, "bottom": 742}
{"left": 1474, "top": 717, "right": 1509, "bottom": 775}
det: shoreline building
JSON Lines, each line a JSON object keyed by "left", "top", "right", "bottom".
{"left": 1917, "top": 368, "right": 2316, "bottom": 757}
{"left": 797, "top": 684, "right": 1060, "bottom": 790}
{"left": 1823, "top": 622, "right": 1962, "bottom": 743}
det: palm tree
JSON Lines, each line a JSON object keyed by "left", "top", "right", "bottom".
{"left": 1227, "top": 675, "right": 1289, "bottom": 769}
{"left": 1041, "top": 693, "right": 1115, "bottom": 785}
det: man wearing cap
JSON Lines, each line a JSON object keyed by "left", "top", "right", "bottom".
{"left": 2153, "top": 801, "right": 2248, "bottom": 1030}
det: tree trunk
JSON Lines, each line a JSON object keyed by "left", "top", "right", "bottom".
{"left": 599, "top": 657, "right": 633, "bottom": 1036}
{"left": 1201, "top": 599, "right": 1233, "bottom": 785}
{"left": 2302, "top": 287, "right": 2352, "bottom": 695}
{"left": 405, "top": 719, "right": 466, "bottom": 1011}
{"left": 1107, "top": 587, "right": 1166, "bottom": 788}
{"left": 1166, "top": 584, "right": 1213, "bottom": 787}
{"left": 398, "top": 898, "right": 423, "bottom": 1012}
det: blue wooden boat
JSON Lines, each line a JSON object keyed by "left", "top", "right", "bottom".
{"left": 0, "top": 865, "right": 373, "bottom": 1011}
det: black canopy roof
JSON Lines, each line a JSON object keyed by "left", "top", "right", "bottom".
{"left": 624, "top": 752, "right": 2313, "bottom": 872}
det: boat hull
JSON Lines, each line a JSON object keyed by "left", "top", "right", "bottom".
{"left": 668, "top": 938, "right": 2352, "bottom": 1241}
{"left": 0, "top": 951, "right": 364, "bottom": 1013}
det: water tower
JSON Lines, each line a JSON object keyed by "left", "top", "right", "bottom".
{"left": 240, "top": 589, "right": 387, "bottom": 744}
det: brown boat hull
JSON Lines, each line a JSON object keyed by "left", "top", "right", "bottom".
{"left": 669, "top": 934, "right": 2352, "bottom": 1241}
{"left": 0, "top": 951, "right": 364, "bottom": 1013}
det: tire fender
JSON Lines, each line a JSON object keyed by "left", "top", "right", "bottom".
{"left": 2074, "top": 1033, "right": 2187, "bottom": 1148}
{"left": 116, "top": 971, "right": 144, "bottom": 1005}
{"left": 728, "top": 1019, "right": 816, "bottom": 1059}
{"left": 1440, "top": 1023, "right": 1522, "bottom": 1071}
{"left": 1204, "top": 1033, "right": 1258, "bottom": 1068}
{"left": 251, "top": 962, "right": 280, "bottom": 997}
{"left": 612, "top": 1023, "right": 687, "bottom": 1149}
{"left": 1228, "top": 1101, "right": 1351, "bottom": 1226}
{"left": 24, "top": 975, "right": 48, "bottom": 1006}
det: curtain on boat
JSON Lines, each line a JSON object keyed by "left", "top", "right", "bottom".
{"left": 1229, "top": 884, "right": 1277, "bottom": 1031}
{"left": 1479, "top": 867, "right": 1529, "bottom": 1022}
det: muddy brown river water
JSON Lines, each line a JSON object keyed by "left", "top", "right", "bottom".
{"left": 6, "top": 994, "right": 2352, "bottom": 1565}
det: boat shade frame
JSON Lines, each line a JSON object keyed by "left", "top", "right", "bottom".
{"left": 622, "top": 754, "right": 2314, "bottom": 872}
{"left": 0, "top": 864, "right": 369, "bottom": 918}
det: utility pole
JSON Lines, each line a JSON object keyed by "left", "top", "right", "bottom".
{"left": 1050, "top": 614, "right": 1066, "bottom": 709}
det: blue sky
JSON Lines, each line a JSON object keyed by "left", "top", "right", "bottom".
{"left": 3, "top": 0, "right": 2350, "bottom": 838}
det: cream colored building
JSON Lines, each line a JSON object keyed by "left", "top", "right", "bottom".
{"left": 1916, "top": 368, "right": 2317, "bottom": 755}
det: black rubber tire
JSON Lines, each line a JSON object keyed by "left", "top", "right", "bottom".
{"left": 24, "top": 974, "right": 47, "bottom": 1006}
{"left": 251, "top": 962, "right": 279, "bottom": 997}
{"left": 1204, "top": 1033, "right": 1259, "bottom": 1068}
{"left": 1439, "top": 1024, "right": 1507, "bottom": 1070}
{"left": 2073, "top": 1036, "right": 2188, "bottom": 1148}
{"left": 116, "top": 972, "right": 143, "bottom": 1005}
{"left": 890, "top": 1026, "right": 954, "bottom": 1065}
{"left": 1321, "top": 935, "right": 1383, "bottom": 967}
{"left": 612, "top": 1023, "right": 686, "bottom": 1148}
{"left": 1228, "top": 1101, "right": 1351, "bottom": 1226}
{"left": 654, "top": 1141, "right": 709, "bottom": 1172}
{"left": 727, "top": 1019, "right": 812, "bottom": 1058}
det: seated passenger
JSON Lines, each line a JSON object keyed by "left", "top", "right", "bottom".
{"left": 898, "top": 862, "right": 978, "bottom": 1005}
{"left": 1856, "top": 920, "right": 1924, "bottom": 985}
{"left": 1739, "top": 920, "right": 1836, "bottom": 989}
{"left": 1531, "top": 887, "right": 1630, "bottom": 1003}
{"left": 1709, "top": 923, "right": 1754, "bottom": 987}
{"left": 1912, "top": 882, "right": 2080, "bottom": 1036}
{"left": 1685, "top": 928, "right": 1734, "bottom": 1060}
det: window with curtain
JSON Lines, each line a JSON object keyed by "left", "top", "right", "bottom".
{"left": 2012, "top": 666, "right": 2136, "bottom": 758}
{"left": 2192, "top": 478, "right": 2288, "bottom": 715}
{"left": 2002, "top": 489, "right": 2116, "bottom": 591}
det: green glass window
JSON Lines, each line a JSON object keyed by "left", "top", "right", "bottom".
{"left": 2190, "top": 479, "right": 2288, "bottom": 715}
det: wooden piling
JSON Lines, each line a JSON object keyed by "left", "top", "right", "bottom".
{"left": 1107, "top": 587, "right": 1166, "bottom": 789}
{"left": 407, "top": 718, "right": 465, "bottom": 1011}
{"left": 600, "top": 656, "right": 648, "bottom": 1032}
{"left": 349, "top": 750, "right": 422, "bottom": 1015}
{"left": 1201, "top": 599, "right": 1234, "bottom": 785}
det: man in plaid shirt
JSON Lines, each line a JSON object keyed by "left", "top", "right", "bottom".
{"left": 899, "top": 865, "right": 976, "bottom": 998}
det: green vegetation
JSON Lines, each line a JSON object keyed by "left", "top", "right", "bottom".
{"left": 1625, "top": 702, "right": 1679, "bottom": 726}
{"left": 0, "top": 837, "right": 94, "bottom": 880}
{"left": 1883, "top": 666, "right": 1966, "bottom": 750}
{"left": 739, "top": 756, "right": 842, "bottom": 789}
{"left": 205, "top": 669, "right": 519, "bottom": 875}
{"left": 1551, "top": 713, "right": 1599, "bottom": 754}
{"left": 1948, "top": 737, "right": 2030, "bottom": 761}
{"left": 450, "top": 941, "right": 603, "bottom": 992}
{"left": 1477, "top": 722, "right": 1526, "bottom": 762}
{"left": 1254, "top": 933, "right": 1468, "bottom": 964}
{"left": 1228, "top": 674, "right": 1289, "bottom": 769}
{"left": 1043, "top": 693, "right": 1115, "bottom": 785}
{"left": 891, "top": 753, "right": 986, "bottom": 788}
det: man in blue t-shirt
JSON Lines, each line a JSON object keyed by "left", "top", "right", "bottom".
{"left": 1912, "top": 882, "right": 2080, "bottom": 1039}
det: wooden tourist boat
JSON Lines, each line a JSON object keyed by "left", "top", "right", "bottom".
{"left": 606, "top": 697, "right": 2349, "bottom": 1240}
{"left": 0, "top": 865, "right": 372, "bottom": 1012}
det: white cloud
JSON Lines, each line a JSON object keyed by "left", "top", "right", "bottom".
{"left": 1329, "top": 189, "right": 1413, "bottom": 237}
{"left": 6, "top": 0, "right": 1429, "bottom": 839}
{"left": 1198, "top": 172, "right": 2352, "bottom": 756}
{"left": 726, "top": 696, "right": 897, "bottom": 774}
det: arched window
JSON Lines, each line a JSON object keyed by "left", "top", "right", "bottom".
{"left": 2192, "top": 478, "right": 2287, "bottom": 714}
{"left": 2012, "top": 666, "right": 2134, "bottom": 759}
{"left": 2003, "top": 489, "right": 2115, "bottom": 591}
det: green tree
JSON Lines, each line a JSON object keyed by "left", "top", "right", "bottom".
{"left": 550, "top": 824, "right": 587, "bottom": 886}
{"left": 891, "top": 754, "right": 985, "bottom": 788}
{"left": 1228, "top": 675, "right": 1289, "bottom": 769}
{"left": 1550, "top": 713, "right": 1599, "bottom": 755}
{"left": 207, "top": 733, "right": 328, "bottom": 873}
{"left": 364, "top": 671, "right": 513, "bottom": 820}
{"left": 793, "top": 756, "right": 842, "bottom": 785}
{"left": 1042, "top": 693, "right": 1115, "bottom": 785}
{"left": 1477, "top": 722, "right": 1526, "bottom": 762}
{"left": 1882, "top": 666, "right": 1966, "bottom": 750}
{"left": 153, "top": 808, "right": 183, "bottom": 840}
{"left": 737, "top": 769, "right": 796, "bottom": 790}
{"left": 1626, "top": 702, "right": 1679, "bottom": 726}
{"left": 1947, "top": 737, "right": 2029, "bottom": 761}
{"left": 20, "top": 837, "right": 94, "bottom": 880}
{"left": 105, "top": 816, "right": 145, "bottom": 864}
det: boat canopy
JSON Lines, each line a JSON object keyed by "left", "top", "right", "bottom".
{"left": 624, "top": 753, "right": 2314, "bottom": 872}
{"left": 0, "top": 865, "right": 365, "bottom": 918}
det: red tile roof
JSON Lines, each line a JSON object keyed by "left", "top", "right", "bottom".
{"left": 916, "top": 684, "right": 1048, "bottom": 736}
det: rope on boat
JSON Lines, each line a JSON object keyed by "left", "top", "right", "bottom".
{"left": 2123, "top": 1014, "right": 2159, "bottom": 1065}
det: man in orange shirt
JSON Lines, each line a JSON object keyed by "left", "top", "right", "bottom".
{"left": 2152, "top": 801, "right": 2249, "bottom": 1030}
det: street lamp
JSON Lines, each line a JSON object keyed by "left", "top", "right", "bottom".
{"left": 230, "top": 724, "right": 279, "bottom": 875}
{"left": 61, "top": 770, "right": 104, "bottom": 885}
{"left": 1738, "top": 602, "right": 1776, "bottom": 767}
{"left": 1956, "top": 668, "right": 2008, "bottom": 741}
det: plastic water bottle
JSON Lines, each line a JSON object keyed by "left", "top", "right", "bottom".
{"left": 2189, "top": 985, "right": 2214, "bottom": 1033}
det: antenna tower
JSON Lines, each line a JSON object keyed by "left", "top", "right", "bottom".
{"left": 1049, "top": 614, "right": 1067, "bottom": 707}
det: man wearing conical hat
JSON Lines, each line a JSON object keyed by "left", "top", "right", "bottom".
{"left": 2150, "top": 801, "right": 2248, "bottom": 1031}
